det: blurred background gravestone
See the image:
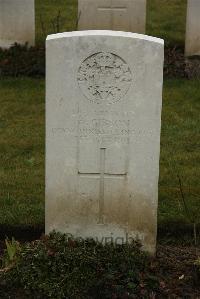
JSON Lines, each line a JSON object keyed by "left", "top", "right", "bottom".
{"left": 78, "top": 0, "right": 146, "bottom": 33}
{"left": 0, "top": 0, "right": 35, "bottom": 48}
{"left": 185, "top": 0, "right": 200, "bottom": 56}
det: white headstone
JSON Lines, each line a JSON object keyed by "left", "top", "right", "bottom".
{"left": 78, "top": 0, "right": 146, "bottom": 33}
{"left": 185, "top": 0, "right": 200, "bottom": 56}
{"left": 46, "top": 31, "right": 164, "bottom": 254}
{"left": 0, "top": 0, "right": 35, "bottom": 48}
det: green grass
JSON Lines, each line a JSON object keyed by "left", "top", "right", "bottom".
{"left": 0, "top": 78, "right": 199, "bottom": 228}
{"left": 35, "top": 0, "right": 187, "bottom": 46}
{"left": 35, "top": 0, "right": 78, "bottom": 45}
{"left": 0, "top": 79, "right": 45, "bottom": 226}
{"left": 159, "top": 79, "right": 200, "bottom": 226}
{"left": 146, "top": 0, "right": 187, "bottom": 47}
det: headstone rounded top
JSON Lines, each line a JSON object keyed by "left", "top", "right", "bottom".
{"left": 46, "top": 30, "right": 164, "bottom": 46}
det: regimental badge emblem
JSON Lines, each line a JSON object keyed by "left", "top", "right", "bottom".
{"left": 77, "top": 52, "right": 132, "bottom": 104}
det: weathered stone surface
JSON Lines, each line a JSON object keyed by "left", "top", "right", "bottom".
{"left": 78, "top": 0, "right": 146, "bottom": 33}
{"left": 0, "top": 0, "right": 35, "bottom": 48}
{"left": 185, "top": 0, "right": 200, "bottom": 56}
{"left": 46, "top": 31, "right": 164, "bottom": 254}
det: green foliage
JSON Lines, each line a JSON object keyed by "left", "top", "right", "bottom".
{"left": 194, "top": 257, "right": 200, "bottom": 285}
{"left": 0, "top": 232, "right": 160, "bottom": 299}
{"left": 1, "top": 237, "right": 21, "bottom": 268}
{"left": 0, "top": 43, "right": 45, "bottom": 77}
{"left": 194, "top": 257, "right": 200, "bottom": 267}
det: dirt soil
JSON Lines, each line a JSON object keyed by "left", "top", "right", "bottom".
{"left": 155, "top": 245, "right": 200, "bottom": 298}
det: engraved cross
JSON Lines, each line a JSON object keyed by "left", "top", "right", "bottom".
{"left": 78, "top": 148, "right": 127, "bottom": 224}
{"left": 98, "top": 5, "right": 127, "bottom": 12}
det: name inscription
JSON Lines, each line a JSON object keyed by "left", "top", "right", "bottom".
{"left": 51, "top": 112, "right": 155, "bottom": 146}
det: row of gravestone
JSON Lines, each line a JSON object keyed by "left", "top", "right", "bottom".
{"left": 0, "top": 0, "right": 200, "bottom": 56}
